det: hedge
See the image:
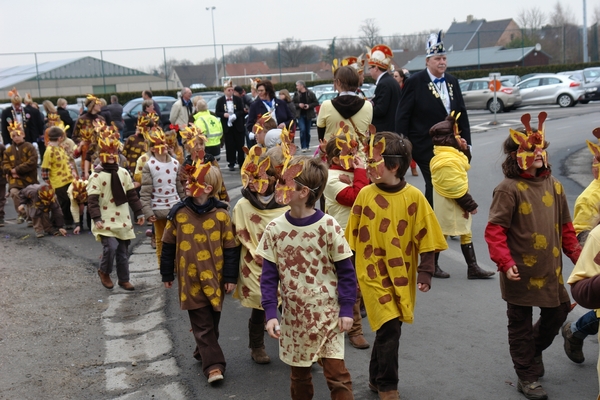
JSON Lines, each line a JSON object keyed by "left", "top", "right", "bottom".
{"left": 5, "top": 60, "right": 600, "bottom": 105}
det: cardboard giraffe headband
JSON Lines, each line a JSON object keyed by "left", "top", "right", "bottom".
{"left": 186, "top": 159, "right": 212, "bottom": 198}
{"left": 240, "top": 145, "right": 271, "bottom": 194}
{"left": 586, "top": 127, "right": 600, "bottom": 180}
{"left": 180, "top": 125, "right": 207, "bottom": 152}
{"left": 7, "top": 120, "right": 23, "bottom": 136}
{"left": 71, "top": 179, "right": 88, "bottom": 203}
{"left": 334, "top": 122, "right": 359, "bottom": 170}
{"left": 275, "top": 152, "right": 304, "bottom": 205}
{"left": 145, "top": 127, "right": 168, "bottom": 155}
{"left": 253, "top": 112, "right": 273, "bottom": 135}
{"left": 509, "top": 112, "right": 548, "bottom": 170}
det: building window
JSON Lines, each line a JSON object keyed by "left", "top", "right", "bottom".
{"left": 93, "top": 85, "right": 117, "bottom": 94}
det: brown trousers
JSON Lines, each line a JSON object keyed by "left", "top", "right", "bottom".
{"left": 188, "top": 306, "right": 226, "bottom": 378}
{"left": 370, "top": 318, "right": 402, "bottom": 393}
{"left": 290, "top": 359, "right": 353, "bottom": 400}
{"left": 32, "top": 212, "right": 57, "bottom": 235}
{"left": 506, "top": 301, "right": 570, "bottom": 382}
{"left": 0, "top": 182, "right": 6, "bottom": 219}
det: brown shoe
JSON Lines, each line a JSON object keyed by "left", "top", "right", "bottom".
{"left": 378, "top": 389, "right": 400, "bottom": 400}
{"left": 118, "top": 281, "right": 135, "bottom": 291}
{"left": 368, "top": 382, "right": 378, "bottom": 393}
{"left": 562, "top": 323, "right": 585, "bottom": 363}
{"left": 207, "top": 369, "right": 223, "bottom": 383}
{"left": 98, "top": 270, "right": 114, "bottom": 289}
{"left": 517, "top": 380, "right": 547, "bottom": 400}
{"left": 349, "top": 334, "right": 370, "bottom": 349}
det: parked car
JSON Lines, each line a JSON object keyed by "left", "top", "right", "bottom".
{"left": 499, "top": 75, "right": 521, "bottom": 86}
{"left": 459, "top": 78, "right": 522, "bottom": 113}
{"left": 581, "top": 76, "right": 600, "bottom": 104}
{"left": 191, "top": 91, "right": 222, "bottom": 104}
{"left": 313, "top": 91, "right": 339, "bottom": 125}
{"left": 516, "top": 74, "right": 584, "bottom": 108}
{"left": 519, "top": 73, "right": 544, "bottom": 82}
{"left": 121, "top": 96, "right": 176, "bottom": 138}
{"left": 584, "top": 67, "right": 600, "bottom": 83}
{"left": 558, "top": 70, "right": 585, "bottom": 83}
{"left": 309, "top": 84, "right": 335, "bottom": 99}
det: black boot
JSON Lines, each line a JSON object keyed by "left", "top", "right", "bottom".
{"left": 461, "top": 243, "right": 495, "bottom": 279}
{"left": 433, "top": 252, "right": 450, "bottom": 278}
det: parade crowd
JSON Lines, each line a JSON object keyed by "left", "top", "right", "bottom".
{"left": 2, "top": 31, "right": 600, "bottom": 400}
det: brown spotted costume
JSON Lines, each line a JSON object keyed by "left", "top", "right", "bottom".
{"left": 122, "top": 134, "right": 148, "bottom": 174}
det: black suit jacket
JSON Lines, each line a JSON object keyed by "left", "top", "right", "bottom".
{"left": 1, "top": 105, "right": 44, "bottom": 145}
{"left": 395, "top": 69, "right": 470, "bottom": 163}
{"left": 246, "top": 98, "right": 294, "bottom": 132}
{"left": 372, "top": 72, "right": 402, "bottom": 133}
{"left": 215, "top": 95, "right": 245, "bottom": 134}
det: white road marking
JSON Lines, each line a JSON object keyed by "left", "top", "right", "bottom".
{"left": 105, "top": 329, "right": 172, "bottom": 363}
{"left": 112, "top": 382, "right": 187, "bottom": 400}
{"left": 103, "top": 310, "right": 165, "bottom": 336}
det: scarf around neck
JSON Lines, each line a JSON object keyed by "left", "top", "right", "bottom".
{"left": 101, "top": 162, "right": 127, "bottom": 206}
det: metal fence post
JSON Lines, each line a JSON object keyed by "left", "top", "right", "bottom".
{"left": 100, "top": 50, "right": 107, "bottom": 94}
{"left": 34, "top": 53, "right": 41, "bottom": 98}
{"left": 278, "top": 42, "right": 282, "bottom": 83}
{"left": 163, "top": 47, "right": 168, "bottom": 90}
{"left": 477, "top": 32, "right": 480, "bottom": 69}
{"left": 221, "top": 45, "right": 226, "bottom": 82}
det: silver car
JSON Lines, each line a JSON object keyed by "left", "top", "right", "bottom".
{"left": 459, "top": 78, "right": 522, "bottom": 113}
{"left": 516, "top": 74, "right": 585, "bottom": 108}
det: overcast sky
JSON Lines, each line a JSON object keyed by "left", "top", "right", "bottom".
{"left": 0, "top": 0, "right": 595, "bottom": 71}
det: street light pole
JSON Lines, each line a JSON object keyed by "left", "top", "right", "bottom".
{"left": 206, "top": 6, "right": 219, "bottom": 87}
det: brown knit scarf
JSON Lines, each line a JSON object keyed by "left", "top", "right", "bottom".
{"left": 101, "top": 162, "right": 127, "bottom": 206}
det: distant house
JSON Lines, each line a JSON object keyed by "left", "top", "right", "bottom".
{"left": 445, "top": 16, "right": 521, "bottom": 51}
{"left": 171, "top": 64, "right": 217, "bottom": 88}
{"left": 0, "top": 56, "right": 178, "bottom": 98}
{"left": 403, "top": 46, "right": 551, "bottom": 72}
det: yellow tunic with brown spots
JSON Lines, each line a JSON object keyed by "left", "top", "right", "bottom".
{"left": 489, "top": 175, "right": 572, "bottom": 307}
{"left": 41, "top": 145, "right": 73, "bottom": 189}
{"left": 573, "top": 179, "right": 600, "bottom": 236}
{"left": 345, "top": 183, "right": 447, "bottom": 331}
{"left": 122, "top": 134, "right": 148, "bottom": 174}
{"left": 161, "top": 206, "right": 237, "bottom": 311}
{"left": 232, "top": 198, "right": 288, "bottom": 309}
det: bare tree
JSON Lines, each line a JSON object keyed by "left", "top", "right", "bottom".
{"left": 359, "top": 19, "right": 382, "bottom": 48}
{"left": 145, "top": 58, "right": 194, "bottom": 77}
{"left": 387, "top": 30, "right": 433, "bottom": 52}
{"left": 593, "top": 4, "right": 600, "bottom": 25}
{"left": 279, "top": 37, "right": 313, "bottom": 68}
{"left": 517, "top": 7, "right": 546, "bottom": 33}
{"left": 549, "top": 1, "right": 576, "bottom": 26}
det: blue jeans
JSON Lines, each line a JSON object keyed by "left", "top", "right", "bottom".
{"left": 571, "top": 310, "right": 599, "bottom": 339}
{"left": 297, "top": 115, "right": 312, "bottom": 150}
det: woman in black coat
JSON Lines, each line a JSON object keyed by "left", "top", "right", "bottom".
{"left": 246, "top": 80, "right": 293, "bottom": 133}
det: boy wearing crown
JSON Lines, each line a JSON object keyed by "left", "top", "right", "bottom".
{"left": 18, "top": 184, "right": 66, "bottom": 238}
{"left": 366, "top": 45, "right": 401, "bottom": 133}
{"left": 160, "top": 160, "right": 239, "bottom": 385}
{"left": 2, "top": 121, "right": 39, "bottom": 224}
{"left": 87, "top": 134, "right": 145, "bottom": 291}
{"left": 216, "top": 80, "right": 246, "bottom": 171}
{"left": 485, "top": 113, "right": 581, "bottom": 400}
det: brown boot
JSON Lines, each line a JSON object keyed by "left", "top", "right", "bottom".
{"left": 118, "top": 281, "right": 135, "bottom": 291}
{"left": 461, "top": 243, "right": 495, "bottom": 279}
{"left": 411, "top": 167, "right": 418, "bottom": 176}
{"left": 349, "top": 334, "right": 370, "bottom": 349}
{"left": 248, "top": 319, "right": 270, "bottom": 364}
{"left": 378, "top": 389, "right": 400, "bottom": 400}
{"left": 98, "top": 270, "right": 113, "bottom": 289}
{"left": 433, "top": 252, "right": 450, "bottom": 278}
{"left": 562, "top": 323, "right": 585, "bottom": 363}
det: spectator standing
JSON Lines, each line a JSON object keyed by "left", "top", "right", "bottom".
{"left": 366, "top": 46, "right": 400, "bottom": 133}
{"left": 246, "top": 80, "right": 293, "bottom": 142}
{"left": 170, "top": 87, "right": 194, "bottom": 129}
{"left": 292, "top": 81, "right": 318, "bottom": 152}
{"left": 56, "top": 98, "right": 74, "bottom": 138}
{"left": 395, "top": 31, "right": 470, "bottom": 206}
{"left": 193, "top": 98, "right": 223, "bottom": 161}
{"left": 393, "top": 69, "right": 418, "bottom": 177}
{"left": 106, "top": 95, "right": 124, "bottom": 137}
{"left": 233, "top": 85, "right": 254, "bottom": 147}
{"left": 215, "top": 80, "right": 246, "bottom": 171}
{"left": 142, "top": 90, "right": 161, "bottom": 118}
{"left": 99, "top": 98, "right": 112, "bottom": 126}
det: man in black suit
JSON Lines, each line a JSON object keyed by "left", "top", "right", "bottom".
{"left": 367, "top": 45, "right": 401, "bottom": 132}
{"left": 395, "top": 31, "right": 472, "bottom": 278}
{"left": 215, "top": 80, "right": 245, "bottom": 171}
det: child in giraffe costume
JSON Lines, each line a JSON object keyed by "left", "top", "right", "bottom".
{"left": 160, "top": 159, "right": 239, "bottom": 385}
{"left": 232, "top": 144, "right": 288, "bottom": 364}
{"left": 345, "top": 131, "right": 446, "bottom": 400}
{"left": 258, "top": 156, "right": 357, "bottom": 400}
{"left": 484, "top": 112, "right": 581, "bottom": 400}
{"left": 322, "top": 127, "right": 370, "bottom": 351}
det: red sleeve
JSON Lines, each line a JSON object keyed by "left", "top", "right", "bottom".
{"left": 562, "top": 222, "right": 582, "bottom": 264}
{"left": 484, "top": 222, "right": 515, "bottom": 273}
{"left": 335, "top": 168, "right": 369, "bottom": 207}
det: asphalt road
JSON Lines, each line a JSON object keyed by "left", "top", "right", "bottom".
{"left": 2, "top": 101, "right": 600, "bottom": 399}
